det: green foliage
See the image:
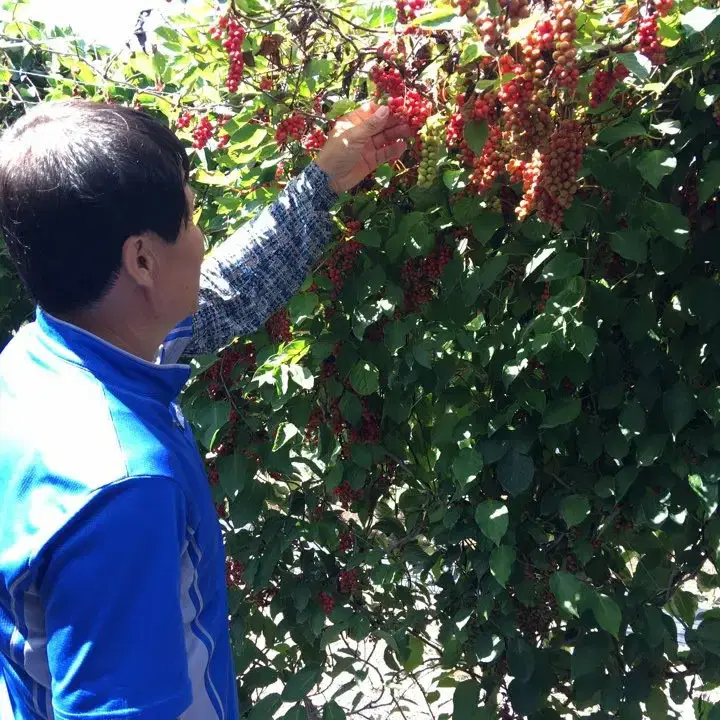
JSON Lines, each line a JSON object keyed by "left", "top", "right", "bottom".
{"left": 3, "top": 0, "right": 720, "bottom": 716}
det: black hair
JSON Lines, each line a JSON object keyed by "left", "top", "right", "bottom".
{"left": 0, "top": 100, "right": 191, "bottom": 314}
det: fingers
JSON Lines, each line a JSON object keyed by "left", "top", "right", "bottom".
{"left": 367, "top": 139, "right": 407, "bottom": 168}
{"left": 369, "top": 122, "right": 413, "bottom": 149}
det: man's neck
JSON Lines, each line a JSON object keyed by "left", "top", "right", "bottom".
{"left": 54, "top": 306, "right": 167, "bottom": 363}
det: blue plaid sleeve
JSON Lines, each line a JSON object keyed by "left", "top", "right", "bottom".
{"left": 158, "top": 161, "right": 337, "bottom": 363}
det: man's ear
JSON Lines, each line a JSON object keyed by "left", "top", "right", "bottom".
{"left": 121, "top": 233, "right": 157, "bottom": 289}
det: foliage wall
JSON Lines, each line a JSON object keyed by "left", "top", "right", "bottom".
{"left": 3, "top": 0, "right": 720, "bottom": 717}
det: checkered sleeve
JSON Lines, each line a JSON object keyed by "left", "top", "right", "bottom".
{"left": 179, "top": 161, "right": 337, "bottom": 358}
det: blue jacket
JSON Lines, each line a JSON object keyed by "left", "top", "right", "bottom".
{"left": 0, "top": 162, "right": 336, "bottom": 719}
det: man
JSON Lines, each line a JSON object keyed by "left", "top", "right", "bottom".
{"left": 0, "top": 99, "right": 409, "bottom": 719}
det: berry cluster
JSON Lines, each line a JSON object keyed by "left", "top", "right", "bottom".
{"left": 305, "top": 406, "right": 324, "bottom": 442}
{"left": 589, "top": 64, "right": 629, "bottom": 107}
{"left": 499, "top": 0, "right": 531, "bottom": 22}
{"left": 453, "top": 0, "right": 480, "bottom": 18}
{"left": 377, "top": 39, "right": 407, "bottom": 63}
{"left": 396, "top": 0, "right": 425, "bottom": 23}
{"left": 654, "top": 0, "right": 674, "bottom": 17}
{"left": 445, "top": 111, "right": 465, "bottom": 148}
{"left": 259, "top": 76, "right": 273, "bottom": 91}
{"left": 522, "top": 19, "right": 554, "bottom": 83}
{"left": 339, "top": 568, "right": 361, "bottom": 594}
{"left": 192, "top": 116, "right": 214, "bottom": 149}
{"left": 207, "top": 464, "right": 220, "bottom": 486}
{"left": 302, "top": 128, "right": 328, "bottom": 151}
{"left": 326, "top": 239, "right": 362, "bottom": 298}
{"left": 472, "top": 92, "right": 496, "bottom": 121}
{"left": 551, "top": 1, "right": 579, "bottom": 89}
{"left": 265, "top": 308, "right": 293, "bottom": 343}
{"left": 201, "top": 341, "right": 257, "bottom": 398}
{"left": 176, "top": 111, "right": 193, "bottom": 129}
{"left": 417, "top": 115, "right": 444, "bottom": 188}
{"left": 318, "top": 591, "right": 335, "bottom": 615}
{"left": 388, "top": 89, "right": 434, "bottom": 130}
{"left": 471, "top": 124, "right": 505, "bottom": 193}
{"left": 333, "top": 480, "right": 363, "bottom": 509}
{"left": 638, "top": 13, "right": 665, "bottom": 65}
{"left": 370, "top": 64, "right": 405, "bottom": 98}
{"left": 210, "top": 15, "right": 247, "bottom": 93}
{"left": 518, "top": 120, "right": 586, "bottom": 226}
{"left": 476, "top": 14, "right": 498, "bottom": 46}
{"left": 715, "top": 100, "right": 720, "bottom": 127}
{"left": 339, "top": 530, "right": 354, "bottom": 552}
{"left": 401, "top": 244, "right": 453, "bottom": 310}
{"left": 275, "top": 113, "right": 307, "bottom": 145}
{"left": 225, "top": 557, "right": 245, "bottom": 589}
{"left": 348, "top": 400, "right": 382, "bottom": 445}
{"left": 537, "top": 281, "right": 551, "bottom": 312}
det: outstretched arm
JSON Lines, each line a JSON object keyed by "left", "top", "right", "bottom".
{"left": 158, "top": 104, "right": 410, "bottom": 363}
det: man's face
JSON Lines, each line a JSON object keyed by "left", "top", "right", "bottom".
{"left": 152, "top": 185, "right": 205, "bottom": 325}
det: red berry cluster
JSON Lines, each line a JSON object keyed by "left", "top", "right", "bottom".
{"left": 401, "top": 244, "right": 453, "bottom": 310}
{"left": 210, "top": 15, "right": 246, "bottom": 93}
{"left": 551, "top": 1, "right": 579, "bottom": 89}
{"left": 396, "top": 0, "right": 425, "bottom": 23}
{"left": 589, "top": 64, "right": 629, "bottom": 108}
{"left": 306, "top": 406, "right": 324, "bottom": 442}
{"left": 259, "top": 76, "right": 274, "bottom": 91}
{"left": 225, "top": 557, "right": 245, "bottom": 589}
{"left": 275, "top": 113, "right": 307, "bottom": 145}
{"left": 445, "top": 111, "right": 465, "bottom": 148}
{"left": 176, "top": 111, "right": 193, "bottom": 129}
{"left": 638, "top": 13, "right": 665, "bottom": 65}
{"left": 471, "top": 124, "right": 504, "bottom": 193}
{"left": 339, "top": 530, "right": 354, "bottom": 552}
{"left": 714, "top": 100, "right": 720, "bottom": 127}
{"left": 370, "top": 64, "right": 405, "bottom": 97}
{"left": 333, "top": 480, "right": 363, "bottom": 509}
{"left": 339, "top": 568, "right": 361, "bottom": 594}
{"left": 654, "top": 0, "right": 674, "bottom": 17}
{"left": 326, "top": 239, "right": 362, "bottom": 298}
{"left": 348, "top": 400, "right": 381, "bottom": 445}
{"left": 518, "top": 120, "right": 586, "bottom": 226}
{"left": 377, "top": 38, "right": 407, "bottom": 63}
{"left": 192, "top": 116, "right": 214, "bottom": 149}
{"left": 207, "top": 464, "right": 220, "bottom": 486}
{"left": 302, "top": 128, "right": 328, "bottom": 151}
{"left": 388, "top": 89, "right": 434, "bottom": 131}
{"left": 476, "top": 14, "right": 499, "bottom": 46}
{"left": 265, "top": 308, "right": 293, "bottom": 343}
{"left": 537, "top": 281, "right": 551, "bottom": 312}
{"left": 472, "top": 92, "right": 496, "bottom": 121}
{"left": 522, "top": 19, "right": 554, "bottom": 83}
{"left": 454, "top": 0, "right": 480, "bottom": 17}
{"left": 318, "top": 591, "right": 335, "bottom": 615}
{"left": 499, "top": 0, "right": 531, "bottom": 21}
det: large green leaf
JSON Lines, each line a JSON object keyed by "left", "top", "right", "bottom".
{"left": 497, "top": 449, "right": 534, "bottom": 496}
{"left": 475, "top": 500, "right": 509, "bottom": 545}
{"left": 349, "top": 361, "right": 380, "bottom": 396}
{"left": 560, "top": 494, "right": 590, "bottom": 528}
{"left": 541, "top": 398, "right": 581, "bottom": 429}
{"left": 282, "top": 668, "right": 320, "bottom": 702}
{"left": 490, "top": 545, "right": 515, "bottom": 587}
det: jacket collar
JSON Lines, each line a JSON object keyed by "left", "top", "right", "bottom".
{"left": 34, "top": 307, "right": 191, "bottom": 405}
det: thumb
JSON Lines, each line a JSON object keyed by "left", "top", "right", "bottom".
{"left": 352, "top": 105, "right": 391, "bottom": 138}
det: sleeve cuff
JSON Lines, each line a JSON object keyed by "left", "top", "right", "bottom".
{"left": 303, "top": 161, "right": 339, "bottom": 211}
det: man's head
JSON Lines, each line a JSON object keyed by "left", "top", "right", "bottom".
{"left": 0, "top": 100, "right": 204, "bottom": 334}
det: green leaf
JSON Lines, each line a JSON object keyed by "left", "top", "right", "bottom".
{"left": 339, "top": 392, "right": 363, "bottom": 425}
{"left": 246, "top": 694, "right": 282, "bottom": 720}
{"left": 475, "top": 500, "right": 509, "bottom": 545}
{"left": 619, "top": 400, "right": 646, "bottom": 437}
{"left": 349, "top": 361, "right": 380, "bottom": 396}
{"left": 637, "top": 150, "right": 676, "bottom": 188}
{"left": 507, "top": 638, "right": 535, "bottom": 683}
{"left": 194, "top": 400, "right": 230, "bottom": 449}
{"left": 597, "top": 121, "right": 648, "bottom": 145}
{"left": 287, "top": 292, "right": 318, "bottom": 324}
{"left": 591, "top": 592, "right": 621, "bottom": 637}
{"left": 464, "top": 120, "right": 489, "bottom": 155}
{"left": 681, "top": 6, "right": 720, "bottom": 36}
{"left": 560, "top": 494, "right": 590, "bottom": 528}
{"left": 497, "top": 449, "right": 534, "bottom": 496}
{"left": 669, "top": 589, "right": 699, "bottom": 628}
{"left": 541, "top": 398, "right": 581, "bottom": 429}
{"left": 453, "top": 447, "right": 483, "bottom": 485}
{"left": 453, "top": 680, "right": 480, "bottom": 720}
{"left": 699, "top": 160, "right": 720, "bottom": 205}
{"left": 572, "top": 324, "right": 598, "bottom": 359}
{"left": 611, "top": 230, "right": 647, "bottom": 263}
{"left": 550, "top": 571, "right": 583, "bottom": 617}
{"left": 217, "top": 452, "right": 249, "bottom": 495}
{"left": 617, "top": 52, "right": 652, "bottom": 81}
{"left": 459, "top": 41, "right": 489, "bottom": 66}
{"left": 282, "top": 668, "right": 319, "bottom": 702}
{"left": 648, "top": 202, "right": 689, "bottom": 248}
{"left": 280, "top": 708, "right": 309, "bottom": 720}
{"left": 663, "top": 381, "right": 695, "bottom": 437}
{"left": 490, "top": 545, "right": 515, "bottom": 587}
{"left": 322, "top": 702, "right": 347, "bottom": 720}
{"left": 645, "top": 686, "right": 668, "bottom": 720}
{"left": 541, "top": 252, "right": 583, "bottom": 280}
